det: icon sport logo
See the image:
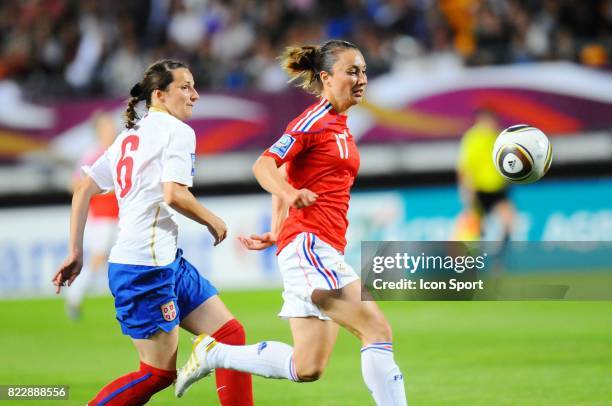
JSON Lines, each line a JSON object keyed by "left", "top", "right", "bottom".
{"left": 269, "top": 134, "right": 296, "bottom": 158}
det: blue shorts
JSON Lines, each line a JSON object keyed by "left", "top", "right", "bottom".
{"left": 108, "top": 249, "right": 218, "bottom": 339}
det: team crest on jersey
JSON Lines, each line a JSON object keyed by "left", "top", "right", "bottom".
{"left": 190, "top": 153, "right": 196, "bottom": 176}
{"left": 161, "top": 301, "right": 177, "bottom": 321}
{"left": 269, "top": 134, "right": 295, "bottom": 158}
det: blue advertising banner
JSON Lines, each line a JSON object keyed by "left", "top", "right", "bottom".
{"left": 344, "top": 178, "right": 612, "bottom": 265}
{"left": 0, "top": 178, "right": 610, "bottom": 297}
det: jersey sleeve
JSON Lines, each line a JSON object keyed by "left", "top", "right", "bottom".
{"left": 82, "top": 152, "right": 114, "bottom": 192}
{"left": 262, "top": 132, "right": 308, "bottom": 166}
{"left": 161, "top": 125, "right": 196, "bottom": 187}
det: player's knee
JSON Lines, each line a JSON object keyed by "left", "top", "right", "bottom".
{"left": 295, "top": 366, "right": 325, "bottom": 382}
{"left": 310, "top": 288, "right": 340, "bottom": 308}
{"left": 295, "top": 360, "right": 326, "bottom": 382}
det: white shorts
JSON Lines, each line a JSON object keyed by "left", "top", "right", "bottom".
{"left": 84, "top": 217, "right": 118, "bottom": 254}
{"left": 277, "top": 232, "right": 360, "bottom": 320}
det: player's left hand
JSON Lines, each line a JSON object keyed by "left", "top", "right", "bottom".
{"left": 207, "top": 216, "right": 228, "bottom": 246}
{"left": 238, "top": 232, "right": 277, "bottom": 250}
{"left": 52, "top": 254, "right": 83, "bottom": 294}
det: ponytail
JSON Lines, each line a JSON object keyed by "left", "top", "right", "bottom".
{"left": 125, "top": 96, "right": 141, "bottom": 129}
{"left": 281, "top": 45, "right": 321, "bottom": 95}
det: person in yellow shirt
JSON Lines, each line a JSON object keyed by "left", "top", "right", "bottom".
{"left": 454, "top": 107, "right": 515, "bottom": 241}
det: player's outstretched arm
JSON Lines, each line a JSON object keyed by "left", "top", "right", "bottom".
{"left": 252, "top": 156, "right": 317, "bottom": 208}
{"left": 162, "top": 181, "right": 227, "bottom": 245}
{"left": 52, "top": 176, "right": 102, "bottom": 293}
{"left": 238, "top": 191, "right": 287, "bottom": 251}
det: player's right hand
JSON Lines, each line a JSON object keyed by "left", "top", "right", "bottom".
{"left": 238, "top": 232, "right": 277, "bottom": 250}
{"left": 286, "top": 188, "right": 318, "bottom": 209}
{"left": 208, "top": 217, "right": 228, "bottom": 246}
{"left": 52, "top": 253, "right": 83, "bottom": 294}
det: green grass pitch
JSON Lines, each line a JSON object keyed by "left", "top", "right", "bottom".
{"left": 1, "top": 291, "right": 611, "bottom": 405}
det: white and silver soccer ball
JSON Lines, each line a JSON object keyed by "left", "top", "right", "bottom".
{"left": 492, "top": 125, "right": 553, "bottom": 184}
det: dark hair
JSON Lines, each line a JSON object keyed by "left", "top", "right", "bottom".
{"left": 125, "top": 59, "right": 188, "bottom": 129}
{"left": 280, "top": 40, "right": 359, "bottom": 95}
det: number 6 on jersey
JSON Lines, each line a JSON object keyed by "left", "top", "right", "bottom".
{"left": 116, "top": 135, "right": 140, "bottom": 197}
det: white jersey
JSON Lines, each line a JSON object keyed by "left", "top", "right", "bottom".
{"left": 84, "top": 111, "right": 196, "bottom": 266}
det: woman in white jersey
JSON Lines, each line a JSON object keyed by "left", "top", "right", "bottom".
{"left": 53, "top": 60, "right": 252, "bottom": 406}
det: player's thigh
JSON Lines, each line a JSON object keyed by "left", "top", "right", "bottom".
{"left": 289, "top": 317, "right": 338, "bottom": 376}
{"left": 180, "top": 295, "right": 234, "bottom": 335}
{"left": 89, "top": 253, "right": 108, "bottom": 273}
{"left": 132, "top": 325, "right": 179, "bottom": 370}
{"left": 314, "top": 280, "right": 392, "bottom": 345}
{"left": 174, "top": 254, "right": 232, "bottom": 335}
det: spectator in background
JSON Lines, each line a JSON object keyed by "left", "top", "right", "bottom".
{"left": 1, "top": 0, "right": 611, "bottom": 99}
{"left": 454, "top": 107, "right": 515, "bottom": 242}
{"left": 101, "top": 16, "right": 149, "bottom": 96}
{"left": 471, "top": 3, "right": 511, "bottom": 65}
{"left": 65, "top": 112, "right": 119, "bottom": 320}
{"left": 354, "top": 22, "right": 392, "bottom": 77}
{"left": 64, "top": 0, "right": 106, "bottom": 90}
{"left": 166, "top": 0, "right": 205, "bottom": 53}
{"left": 246, "top": 33, "right": 289, "bottom": 92}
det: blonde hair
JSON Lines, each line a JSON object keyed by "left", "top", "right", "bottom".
{"left": 280, "top": 40, "right": 359, "bottom": 95}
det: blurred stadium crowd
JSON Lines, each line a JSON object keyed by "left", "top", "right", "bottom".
{"left": 1, "top": 0, "right": 611, "bottom": 100}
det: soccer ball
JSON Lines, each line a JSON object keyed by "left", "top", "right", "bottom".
{"left": 492, "top": 125, "right": 553, "bottom": 184}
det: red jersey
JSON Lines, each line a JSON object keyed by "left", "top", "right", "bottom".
{"left": 262, "top": 98, "right": 360, "bottom": 254}
{"left": 89, "top": 192, "right": 119, "bottom": 219}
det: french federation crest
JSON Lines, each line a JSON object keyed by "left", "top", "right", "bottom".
{"left": 269, "top": 134, "right": 295, "bottom": 158}
{"left": 161, "top": 301, "right": 177, "bottom": 321}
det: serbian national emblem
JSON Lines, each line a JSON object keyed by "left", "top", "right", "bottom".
{"left": 161, "top": 301, "right": 177, "bottom": 321}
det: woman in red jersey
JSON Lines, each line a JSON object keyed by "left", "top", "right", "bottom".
{"left": 175, "top": 41, "right": 406, "bottom": 406}
{"left": 65, "top": 113, "right": 119, "bottom": 320}
{"left": 242, "top": 40, "right": 407, "bottom": 405}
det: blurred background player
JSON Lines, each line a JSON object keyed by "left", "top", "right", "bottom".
{"left": 454, "top": 107, "right": 516, "bottom": 241}
{"left": 65, "top": 112, "right": 118, "bottom": 320}
{"left": 176, "top": 40, "right": 407, "bottom": 406}
{"left": 53, "top": 60, "right": 253, "bottom": 406}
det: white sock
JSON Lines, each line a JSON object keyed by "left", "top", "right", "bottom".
{"left": 204, "top": 341, "right": 300, "bottom": 382}
{"left": 361, "top": 342, "right": 407, "bottom": 406}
